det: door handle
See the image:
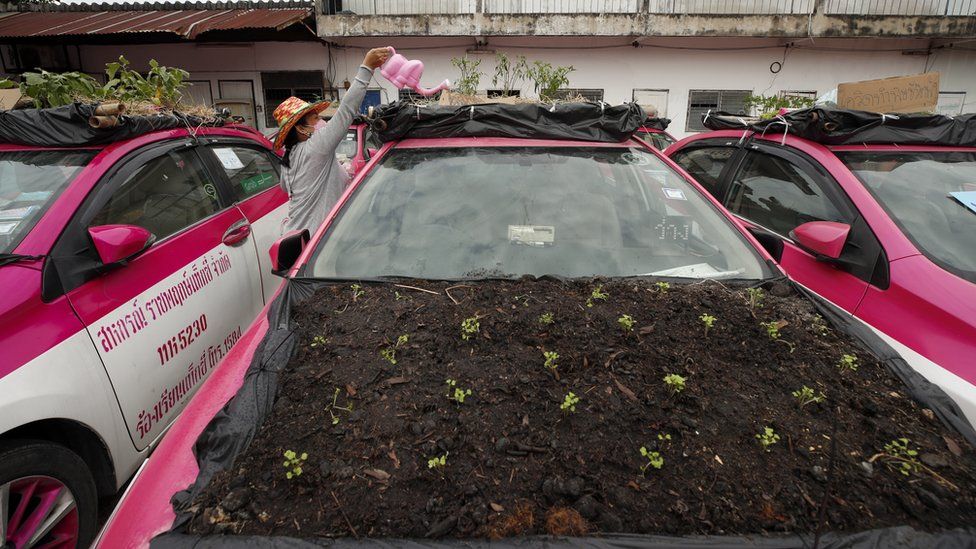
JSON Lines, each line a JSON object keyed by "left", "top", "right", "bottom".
{"left": 222, "top": 220, "right": 251, "bottom": 246}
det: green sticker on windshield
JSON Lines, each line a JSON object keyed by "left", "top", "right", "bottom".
{"left": 241, "top": 173, "right": 275, "bottom": 194}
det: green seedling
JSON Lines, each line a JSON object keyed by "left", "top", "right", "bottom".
{"left": 428, "top": 452, "right": 448, "bottom": 469}
{"left": 379, "top": 334, "right": 410, "bottom": 365}
{"left": 639, "top": 446, "right": 664, "bottom": 473}
{"left": 586, "top": 285, "right": 609, "bottom": 308}
{"left": 761, "top": 321, "right": 781, "bottom": 340}
{"left": 560, "top": 391, "right": 580, "bottom": 413}
{"left": 543, "top": 351, "right": 560, "bottom": 372}
{"left": 350, "top": 284, "right": 365, "bottom": 301}
{"left": 310, "top": 335, "right": 327, "bottom": 348}
{"left": 618, "top": 314, "right": 635, "bottom": 332}
{"left": 881, "top": 438, "right": 921, "bottom": 476}
{"left": 326, "top": 387, "right": 354, "bottom": 425}
{"left": 663, "top": 373, "right": 686, "bottom": 395}
{"left": 657, "top": 433, "right": 672, "bottom": 442}
{"left": 791, "top": 385, "right": 826, "bottom": 408}
{"left": 395, "top": 291, "right": 408, "bottom": 301}
{"left": 654, "top": 281, "right": 671, "bottom": 293}
{"left": 700, "top": 313, "right": 716, "bottom": 337}
{"left": 283, "top": 450, "right": 308, "bottom": 479}
{"left": 538, "top": 312, "right": 554, "bottom": 325}
{"left": 838, "top": 354, "right": 859, "bottom": 372}
{"left": 812, "top": 314, "right": 829, "bottom": 336}
{"left": 755, "top": 427, "right": 780, "bottom": 452}
{"left": 461, "top": 316, "right": 480, "bottom": 340}
{"left": 446, "top": 379, "right": 472, "bottom": 404}
{"left": 746, "top": 287, "right": 765, "bottom": 309}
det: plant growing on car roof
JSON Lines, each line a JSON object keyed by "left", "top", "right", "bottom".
{"left": 755, "top": 427, "right": 780, "bottom": 452}
{"left": 310, "top": 335, "right": 327, "bottom": 348}
{"left": 283, "top": 450, "right": 308, "bottom": 479}
{"left": 586, "top": 285, "right": 609, "bottom": 308}
{"left": 450, "top": 56, "right": 483, "bottom": 97}
{"left": 880, "top": 438, "right": 921, "bottom": 476}
{"left": 538, "top": 312, "right": 555, "bottom": 325}
{"left": 461, "top": 316, "right": 480, "bottom": 340}
{"left": 663, "top": 374, "right": 686, "bottom": 395}
{"left": 838, "top": 354, "right": 859, "bottom": 372}
{"left": 654, "top": 281, "right": 670, "bottom": 294}
{"left": 746, "top": 287, "right": 765, "bottom": 309}
{"left": 350, "top": 284, "right": 365, "bottom": 301}
{"left": 492, "top": 53, "right": 529, "bottom": 97}
{"left": 543, "top": 351, "right": 560, "bottom": 372}
{"left": 428, "top": 452, "right": 448, "bottom": 469}
{"left": 700, "top": 314, "right": 716, "bottom": 337}
{"left": 639, "top": 446, "right": 664, "bottom": 473}
{"left": 618, "top": 314, "right": 635, "bottom": 333}
{"left": 20, "top": 70, "right": 102, "bottom": 108}
{"left": 446, "top": 379, "right": 472, "bottom": 404}
{"left": 326, "top": 387, "right": 354, "bottom": 425}
{"left": 760, "top": 321, "right": 781, "bottom": 340}
{"left": 560, "top": 392, "right": 580, "bottom": 413}
{"left": 743, "top": 93, "right": 814, "bottom": 119}
{"left": 104, "top": 56, "right": 188, "bottom": 109}
{"left": 812, "top": 314, "right": 829, "bottom": 336}
{"left": 380, "top": 334, "right": 409, "bottom": 365}
{"left": 791, "top": 385, "right": 825, "bottom": 408}
{"left": 526, "top": 61, "right": 575, "bottom": 102}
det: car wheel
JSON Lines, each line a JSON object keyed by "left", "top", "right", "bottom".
{"left": 0, "top": 440, "right": 97, "bottom": 549}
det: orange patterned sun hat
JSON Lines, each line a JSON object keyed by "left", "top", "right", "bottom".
{"left": 272, "top": 96, "right": 331, "bottom": 150}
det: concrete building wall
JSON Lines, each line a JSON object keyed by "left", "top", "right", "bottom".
{"left": 76, "top": 36, "right": 976, "bottom": 138}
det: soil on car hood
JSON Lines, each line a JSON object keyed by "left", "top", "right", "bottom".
{"left": 188, "top": 279, "right": 976, "bottom": 539}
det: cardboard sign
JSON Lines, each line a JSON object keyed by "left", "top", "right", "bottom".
{"left": 837, "top": 72, "right": 940, "bottom": 114}
{"left": 0, "top": 89, "right": 22, "bottom": 110}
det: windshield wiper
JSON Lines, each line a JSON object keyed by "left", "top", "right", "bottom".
{"left": 0, "top": 253, "right": 44, "bottom": 267}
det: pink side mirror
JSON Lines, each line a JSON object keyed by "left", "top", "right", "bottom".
{"left": 270, "top": 229, "right": 310, "bottom": 276}
{"left": 379, "top": 47, "right": 451, "bottom": 97}
{"left": 790, "top": 221, "right": 850, "bottom": 260}
{"left": 89, "top": 224, "right": 154, "bottom": 265}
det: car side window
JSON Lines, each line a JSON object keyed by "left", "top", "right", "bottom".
{"left": 670, "top": 146, "right": 736, "bottom": 197}
{"left": 89, "top": 148, "right": 219, "bottom": 241}
{"left": 726, "top": 150, "right": 845, "bottom": 237}
{"left": 212, "top": 146, "right": 280, "bottom": 200}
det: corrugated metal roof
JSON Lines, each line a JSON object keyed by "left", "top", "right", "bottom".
{"left": 0, "top": 7, "right": 311, "bottom": 39}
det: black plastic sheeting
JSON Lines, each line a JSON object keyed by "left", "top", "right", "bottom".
{"left": 368, "top": 102, "right": 646, "bottom": 144}
{"left": 153, "top": 277, "right": 976, "bottom": 549}
{"left": 642, "top": 118, "right": 671, "bottom": 131}
{"left": 700, "top": 107, "right": 976, "bottom": 147}
{"left": 0, "top": 103, "right": 220, "bottom": 147}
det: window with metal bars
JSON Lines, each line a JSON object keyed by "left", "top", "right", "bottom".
{"left": 686, "top": 90, "right": 751, "bottom": 132}
{"left": 398, "top": 89, "right": 442, "bottom": 102}
{"left": 554, "top": 88, "right": 604, "bottom": 102}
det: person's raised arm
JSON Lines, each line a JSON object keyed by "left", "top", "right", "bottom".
{"left": 307, "top": 47, "right": 390, "bottom": 155}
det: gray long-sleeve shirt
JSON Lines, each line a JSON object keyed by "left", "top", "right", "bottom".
{"left": 279, "top": 65, "right": 373, "bottom": 235}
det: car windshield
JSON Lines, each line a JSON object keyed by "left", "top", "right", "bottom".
{"left": 310, "top": 146, "right": 769, "bottom": 280}
{"left": 0, "top": 150, "right": 94, "bottom": 253}
{"left": 838, "top": 150, "right": 976, "bottom": 283}
{"left": 637, "top": 130, "right": 675, "bottom": 151}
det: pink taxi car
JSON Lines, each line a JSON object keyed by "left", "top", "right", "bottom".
{"left": 0, "top": 123, "right": 287, "bottom": 547}
{"left": 667, "top": 110, "right": 976, "bottom": 427}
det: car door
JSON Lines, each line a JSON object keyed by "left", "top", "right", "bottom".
{"left": 199, "top": 138, "right": 288, "bottom": 302}
{"left": 719, "top": 143, "right": 886, "bottom": 312}
{"left": 49, "top": 140, "right": 264, "bottom": 449}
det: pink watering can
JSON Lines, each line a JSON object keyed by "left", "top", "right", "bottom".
{"left": 379, "top": 47, "right": 451, "bottom": 97}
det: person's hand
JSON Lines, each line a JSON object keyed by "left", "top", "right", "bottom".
{"left": 363, "top": 47, "right": 392, "bottom": 70}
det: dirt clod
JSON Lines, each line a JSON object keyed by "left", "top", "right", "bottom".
{"left": 545, "top": 507, "right": 590, "bottom": 536}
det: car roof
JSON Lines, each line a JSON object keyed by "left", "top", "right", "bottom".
{"left": 675, "top": 130, "right": 976, "bottom": 152}
{"left": 391, "top": 137, "right": 637, "bottom": 149}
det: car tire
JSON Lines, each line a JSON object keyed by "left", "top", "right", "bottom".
{"left": 0, "top": 439, "right": 98, "bottom": 549}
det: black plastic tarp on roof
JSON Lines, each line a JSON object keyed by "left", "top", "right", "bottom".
{"left": 0, "top": 103, "right": 220, "bottom": 147}
{"left": 642, "top": 117, "right": 671, "bottom": 131}
{"left": 149, "top": 274, "right": 976, "bottom": 549}
{"left": 700, "top": 107, "right": 976, "bottom": 147}
{"left": 368, "top": 101, "right": 646, "bottom": 144}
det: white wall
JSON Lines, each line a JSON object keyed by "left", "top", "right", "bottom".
{"left": 335, "top": 36, "right": 976, "bottom": 138}
{"left": 78, "top": 36, "right": 976, "bottom": 137}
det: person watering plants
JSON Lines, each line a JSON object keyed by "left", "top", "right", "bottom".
{"left": 273, "top": 46, "right": 392, "bottom": 234}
